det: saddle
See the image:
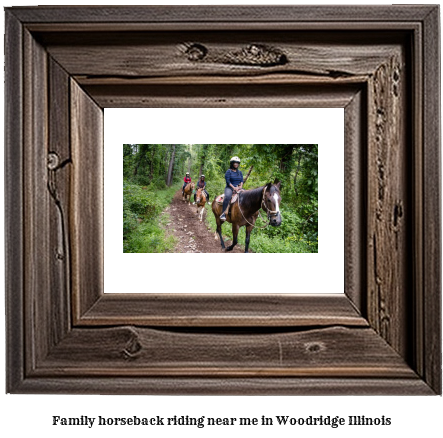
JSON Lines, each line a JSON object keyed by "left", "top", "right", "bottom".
{"left": 215, "top": 190, "right": 244, "bottom": 219}
{"left": 197, "top": 191, "right": 208, "bottom": 201}
{"left": 215, "top": 192, "right": 239, "bottom": 205}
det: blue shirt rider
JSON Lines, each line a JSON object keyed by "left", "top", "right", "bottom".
{"left": 220, "top": 156, "right": 243, "bottom": 221}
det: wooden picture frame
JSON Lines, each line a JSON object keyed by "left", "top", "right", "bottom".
{"left": 5, "top": 5, "right": 441, "bottom": 394}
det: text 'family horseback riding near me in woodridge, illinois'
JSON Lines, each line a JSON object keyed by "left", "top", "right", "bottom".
{"left": 123, "top": 144, "right": 318, "bottom": 254}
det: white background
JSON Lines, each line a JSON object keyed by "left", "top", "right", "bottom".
{"left": 1, "top": 1, "right": 442, "bottom": 437}
{"left": 105, "top": 108, "right": 344, "bottom": 294}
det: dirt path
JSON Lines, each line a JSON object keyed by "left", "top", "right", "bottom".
{"left": 164, "top": 190, "right": 245, "bottom": 253}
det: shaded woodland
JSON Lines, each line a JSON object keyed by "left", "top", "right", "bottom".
{"left": 123, "top": 144, "right": 318, "bottom": 253}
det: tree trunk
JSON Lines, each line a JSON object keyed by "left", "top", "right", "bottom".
{"left": 243, "top": 166, "right": 254, "bottom": 186}
{"left": 293, "top": 153, "right": 302, "bottom": 196}
{"left": 149, "top": 148, "right": 155, "bottom": 183}
{"left": 187, "top": 144, "right": 192, "bottom": 173}
{"left": 279, "top": 145, "right": 295, "bottom": 172}
{"left": 133, "top": 153, "right": 142, "bottom": 176}
{"left": 164, "top": 147, "right": 170, "bottom": 184}
{"left": 166, "top": 144, "right": 176, "bottom": 187}
{"left": 199, "top": 144, "right": 208, "bottom": 177}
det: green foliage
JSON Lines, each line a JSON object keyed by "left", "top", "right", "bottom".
{"left": 204, "top": 203, "right": 316, "bottom": 253}
{"left": 123, "top": 181, "right": 178, "bottom": 253}
{"left": 123, "top": 215, "right": 176, "bottom": 254}
{"left": 123, "top": 181, "right": 156, "bottom": 218}
{"left": 124, "top": 144, "right": 190, "bottom": 188}
{"left": 123, "top": 207, "right": 138, "bottom": 240}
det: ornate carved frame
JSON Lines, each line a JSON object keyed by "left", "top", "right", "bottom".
{"left": 5, "top": 6, "right": 441, "bottom": 394}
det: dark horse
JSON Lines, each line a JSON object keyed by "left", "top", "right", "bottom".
{"left": 211, "top": 181, "right": 282, "bottom": 253}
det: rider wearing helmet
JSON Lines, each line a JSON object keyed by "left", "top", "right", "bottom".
{"left": 194, "top": 175, "right": 209, "bottom": 202}
{"left": 220, "top": 156, "right": 243, "bottom": 221}
{"left": 182, "top": 172, "right": 192, "bottom": 195}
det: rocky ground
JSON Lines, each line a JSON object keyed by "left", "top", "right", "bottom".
{"left": 163, "top": 190, "right": 245, "bottom": 253}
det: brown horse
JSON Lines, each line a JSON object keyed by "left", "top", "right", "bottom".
{"left": 183, "top": 182, "right": 195, "bottom": 204}
{"left": 211, "top": 182, "right": 282, "bottom": 253}
{"left": 195, "top": 187, "right": 207, "bottom": 222}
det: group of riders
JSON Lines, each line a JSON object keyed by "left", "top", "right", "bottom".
{"left": 182, "top": 156, "right": 244, "bottom": 221}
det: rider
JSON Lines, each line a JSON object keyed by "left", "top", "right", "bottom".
{"left": 220, "top": 156, "right": 243, "bottom": 221}
{"left": 194, "top": 175, "right": 209, "bottom": 203}
{"left": 182, "top": 172, "right": 192, "bottom": 195}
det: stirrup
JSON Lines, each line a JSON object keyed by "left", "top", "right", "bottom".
{"left": 220, "top": 213, "right": 226, "bottom": 221}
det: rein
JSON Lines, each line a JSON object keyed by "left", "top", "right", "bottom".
{"left": 236, "top": 186, "right": 275, "bottom": 229}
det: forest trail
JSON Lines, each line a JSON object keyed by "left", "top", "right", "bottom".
{"left": 164, "top": 190, "right": 245, "bottom": 253}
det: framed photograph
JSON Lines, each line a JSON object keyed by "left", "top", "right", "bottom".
{"left": 105, "top": 108, "right": 342, "bottom": 296}
{"left": 5, "top": 5, "right": 440, "bottom": 394}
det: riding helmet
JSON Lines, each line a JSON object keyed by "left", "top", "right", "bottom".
{"left": 230, "top": 156, "right": 241, "bottom": 163}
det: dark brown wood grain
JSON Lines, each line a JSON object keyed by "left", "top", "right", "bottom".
{"left": 366, "top": 52, "right": 409, "bottom": 357}
{"left": 11, "top": 375, "right": 434, "bottom": 396}
{"left": 48, "top": 57, "right": 72, "bottom": 346}
{"left": 40, "top": 32, "right": 401, "bottom": 79}
{"left": 70, "top": 80, "right": 104, "bottom": 320}
{"left": 8, "top": 5, "right": 436, "bottom": 23}
{"left": 5, "top": 10, "right": 24, "bottom": 393}
{"left": 4, "top": 5, "right": 441, "bottom": 395}
{"left": 23, "top": 29, "right": 50, "bottom": 371}
{"left": 344, "top": 89, "right": 366, "bottom": 314}
{"left": 83, "top": 83, "right": 361, "bottom": 108}
{"left": 79, "top": 294, "right": 367, "bottom": 327}
{"left": 37, "top": 326, "right": 415, "bottom": 378}
{"left": 422, "top": 6, "right": 441, "bottom": 393}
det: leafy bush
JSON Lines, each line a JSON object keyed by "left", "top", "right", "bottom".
{"left": 123, "top": 181, "right": 178, "bottom": 253}
{"left": 124, "top": 218, "right": 176, "bottom": 253}
{"left": 123, "top": 181, "right": 156, "bottom": 218}
{"left": 123, "top": 207, "right": 138, "bottom": 239}
{"left": 204, "top": 203, "right": 317, "bottom": 253}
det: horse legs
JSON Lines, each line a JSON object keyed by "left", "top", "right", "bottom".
{"left": 226, "top": 224, "right": 239, "bottom": 252}
{"left": 215, "top": 219, "right": 225, "bottom": 249}
{"left": 245, "top": 224, "right": 253, "bottom": 253}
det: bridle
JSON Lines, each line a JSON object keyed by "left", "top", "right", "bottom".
{"left": 236, "top": 185, "right": 280, "bottom": 229}
{"left": 261, "top": 185, "right": 280, "bottom": 220}
{"left": 196, "top": 188, "right": 205, "bottom": 203}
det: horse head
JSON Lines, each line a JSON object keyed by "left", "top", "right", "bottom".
{"left": 196, "top": 187, "right": 205, "bottom": 204}
{"left": 263, "top": 181, "right": 282, "bottom": 226}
